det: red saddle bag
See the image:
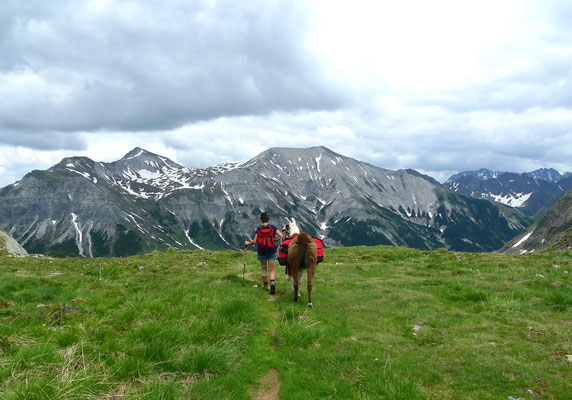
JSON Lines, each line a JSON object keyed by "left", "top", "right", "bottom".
{"left": 278, "top": 235, "right": 324, "bottom": 266}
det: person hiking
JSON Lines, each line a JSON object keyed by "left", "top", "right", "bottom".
{"left": 245, "top": 212, "right": 283, "bottom": 294}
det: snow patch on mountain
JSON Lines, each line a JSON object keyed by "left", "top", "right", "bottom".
{"left": 70, "top": 213, "right": 85, "bottom": 257}
{"left": 124, "top": 149, "right": 145, "bottom": 160}
{"left": 209, "top": 161, "right": 245, "bottom": 174}
{"left": 315, "top": 153, "right": 322, "bottom": 173}
{"left": 185, "top": 230, "right": 205, "bottom": 250}
{"left": 138, "top": 169, "right": 162, "bottom": 180}
{"left": 490, "top": 193, "right": 532, "bottom": 207}
{"left": 512, "top": 231, "right": 533, "bottom": 248}
{"left": 124, "top": 212, "right": 150, "bottom": 234}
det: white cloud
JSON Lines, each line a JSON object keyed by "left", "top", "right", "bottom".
{"left": 308, "top": 0, "right": 529, "bottom": 91}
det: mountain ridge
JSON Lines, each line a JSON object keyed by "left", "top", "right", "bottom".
{"left": 443, "top": 168, "right": 572, "bottom": 220}
{"left": 446, "top": 167, "right": 570, "bottom": 184}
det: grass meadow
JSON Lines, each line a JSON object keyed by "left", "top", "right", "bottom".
{"left": 0, "top": 246, "right": 570, "bottom": 399}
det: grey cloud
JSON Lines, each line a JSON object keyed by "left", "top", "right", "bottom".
{"left": 0, "top": 130, "right": 87, "bottom": 151}
{"left": 347, "top": 108, "right": 572, "bottom": 181}
{"left": 0, "top": 1, "right": 346, "bottom": 137}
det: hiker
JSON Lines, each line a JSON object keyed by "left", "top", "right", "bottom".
{"left": 245, "top": 212, "right": 283, "bottom": 294}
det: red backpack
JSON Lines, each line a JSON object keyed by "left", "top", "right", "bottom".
{"left": 256, "top": 226, "right": 276, "bottom": 254}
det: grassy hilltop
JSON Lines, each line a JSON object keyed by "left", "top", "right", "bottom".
{"left": 0, "top": 246, "right": 570, "bottom": 399}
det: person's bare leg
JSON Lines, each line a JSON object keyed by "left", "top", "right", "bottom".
{"left": 268, "top": 260, "right": 276, "bottom": 294}
{"left": 261, "top": 261, "right": 268, "bottom": 290}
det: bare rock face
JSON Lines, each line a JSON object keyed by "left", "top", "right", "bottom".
{"left": 0, "top": 146, "right": 531, "bottom": 257}
{"left": 503, "top": 189, "right": 572, "bottom": 254}
{"left": 0, "top": 227, "right": 28, "bottom": 257}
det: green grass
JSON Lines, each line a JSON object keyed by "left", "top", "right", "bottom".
{"left": 0, "top": 246, "right": 570, "bottom": 399}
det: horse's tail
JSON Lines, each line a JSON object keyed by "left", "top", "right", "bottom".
{"left": 295, "top": 232, "right": 314, "bottom": 270}
{"left": 301, "top": 246, "right": 308, "bottom": 270}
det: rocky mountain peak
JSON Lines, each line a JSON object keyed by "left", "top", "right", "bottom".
{"left": 242, "top": 146, "right": 361, "bottom": 176}
{"left": 527, "top": 168, "right": 562, "bottom": 183}
{"left": 118, "top": 148, "right": 183, "bottom": 170}
{"left": 51, "top": 156, "right": 96, "bottom": 171}
{"left": 121, "top": 147, "right": 153, "bottom": 160}
{"left": 252, "top": 146, "right": 338, "bottom": 162}
{"left": 446, "top": 168, "right": 503, "bottom": 183}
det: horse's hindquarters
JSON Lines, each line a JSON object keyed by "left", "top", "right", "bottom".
{"left": 286, "top": 232, "right": 318, "bottom": 306}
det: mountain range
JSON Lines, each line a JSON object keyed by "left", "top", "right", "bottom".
{"left": 0, "top": 146, "right": 532, "bottom": 257}
{"left": 444, "top": 168, "right": 572, "bottom": 220}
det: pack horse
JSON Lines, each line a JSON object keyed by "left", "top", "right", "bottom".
{"left": 279, "top": 218, "right": 324, "bottom": 308}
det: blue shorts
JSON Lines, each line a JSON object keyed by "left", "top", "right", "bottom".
{"left": 258, "top": 252, "right": 278, "bottom": 262}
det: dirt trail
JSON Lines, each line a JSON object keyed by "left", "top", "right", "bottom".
{"left": 243, "top": 271, "right": 284, "bottom": 398}
{"left": 252, "top": 369, "right": 281, "bottom": 400}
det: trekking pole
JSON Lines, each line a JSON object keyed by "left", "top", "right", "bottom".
{"left": 242, "top": 245, "right": 248, "bottom": 287}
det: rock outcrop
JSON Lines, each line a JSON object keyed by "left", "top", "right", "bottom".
{"left": 0, "top": 227, "right": 28, "bottom": 257}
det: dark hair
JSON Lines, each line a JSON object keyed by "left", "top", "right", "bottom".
{"left": 260, "top": 212, "right": 269, "bottom": 222}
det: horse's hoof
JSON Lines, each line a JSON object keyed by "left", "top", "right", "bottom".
{"left": 308, "top": 303, "right": 313, "bottom": 308}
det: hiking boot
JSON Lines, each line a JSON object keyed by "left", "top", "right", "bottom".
{"left": 263, "top": 281, "right": 269, "bottom": 291}
{"left": 270, "top": 280, "right": 275, "bottom": 295}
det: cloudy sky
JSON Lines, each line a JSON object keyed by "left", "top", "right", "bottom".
{"left": 1, "top": 0, "right": 571, "bottom": 188}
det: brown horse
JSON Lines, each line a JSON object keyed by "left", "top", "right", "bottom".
{"left": 287, "top": 232, "right": 318, "bottom": 308}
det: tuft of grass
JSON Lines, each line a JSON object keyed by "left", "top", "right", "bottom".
{"left": 55, "top": 329, "right": 80, "bottom": 348}
{"left": 112, "top": 357, "right": 151, "bottom": 380}
{"left": 12, "top": 343, "right": 60, "bottom": 371}
{"left": 542, "top": 286, "right": 572, "bottom": 311}
{"left": 178, "top": 344, "right": 238, "bottom": 375}
{"left": 276, "top": 308, "right": 322, "bottom": 348}
{"left": 139, "top": 381, "right": 180, "bottom": 400}
{"left": 360, "top": 369, "right": 426, "bottom": 400}
{"left": 446, "top": 284, "right": 489, "bottom": 303}
{"left": 216, "top": 297, "right": 258, "bottom": 325}
{"left": 11, "top": 378, "right": 57, "bottom": 400}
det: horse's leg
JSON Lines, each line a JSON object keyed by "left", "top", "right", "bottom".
{"left": 292, "top": 265, "right": 299, "bottom": 302}
{"left": 287, "top": 264, "right": 295, "bottom": 290}
{"left": 307, "top": 265, "right": 316, "bottom": 308}
{"left": 297, "top": 269, "right": 303, "bottom": 298}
